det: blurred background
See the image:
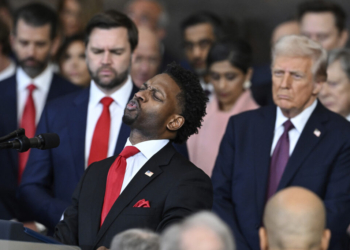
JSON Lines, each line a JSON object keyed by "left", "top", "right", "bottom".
{"left": 10, "top": 0, "right": 350, "bottom": 66}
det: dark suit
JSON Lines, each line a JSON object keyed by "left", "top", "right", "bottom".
{"left": 54, "top": 143, "right": 213, "bottom": 250}
{"left": 18, "top": 84, "right": 138, "bottom": 232}
{"left": 212, "top": 102, "right": 350, "bottom": 250}
{"left": 0, "top": 73, "right": 78, "bottom": 222}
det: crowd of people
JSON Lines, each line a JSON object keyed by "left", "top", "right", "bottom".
{"left": 0, "top": 0, "right": 350, "bottom": 250}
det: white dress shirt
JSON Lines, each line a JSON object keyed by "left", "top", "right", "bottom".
{"left": 84, "top": 75, "right": 133, "bottom": 168}
{"left": 346, "top": 114, "right": 350, "bottom": 122}
{"left": 16, "top": 65, "right": 53, "bottom": 125}
{"left": 0, "top": 60, "right": 15, "bottom": 81}
{"left": 200, "top": 77, "right": 214, "bottom": 101}
{"left": 120, "top": 138, "right": 169, "bottom": 193}
{"left": 270, "top": 100, "right": 317, "bottom": 156}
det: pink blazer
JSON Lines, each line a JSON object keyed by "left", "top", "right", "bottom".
{"left": 187, "top": 90, "right": 259, "bottom": 176}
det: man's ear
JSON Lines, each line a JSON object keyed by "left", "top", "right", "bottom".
{"left": 259, "top": 227, "right": 269, "bottom": 250}
{"left": 339, "top": 29, "right": 348, "bottom": 48}
{"left": 312, "top": 80, "right": 324, "bottom": 95}
{"left": 10, "top": 33, "right": 15, "bottom": 51}
{"left": 320, "top": 229, "right": 331, "bottom": 250}
{"left": 167, "top": 115, "right": 185, "bottom": 131}
{"left": 50, "top": 36, "right": 61, "bottom": 57}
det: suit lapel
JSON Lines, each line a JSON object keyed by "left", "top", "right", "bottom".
{"left": 68, "top": 89, "right": 89, "bottom": 179}
{"left": 84, "top": 157, "right": 114, "bottom": 243}
{"left": 94, "top": 143, "right": 175, "bottom": 246}
{"left": 0, "top": 75, "right": 18, "bottom": 174}
{"left": 254, "top": 106, "right": 276, "bottom": 219}
{"left": 278, "top": 102, "right": 328, "bottom": 190}
{"left": 113, "top": 84, "right": 138, "bottom": 155}
{"left": 46, "top": 74, "right": 60, "bottom": 102}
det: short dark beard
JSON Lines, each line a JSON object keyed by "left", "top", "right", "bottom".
{"left": 122, "top": 111, "right": 137, "bottom": 125}
{"left": 18, "top": 57, "right": 49, "bottom": 78}
{"left": 89, "top": 66, "right": 129, "bottom": 90}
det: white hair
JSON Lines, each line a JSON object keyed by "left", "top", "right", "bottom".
{"left": 160, "top": 212, "right": 235, "bottom": 250}
{"left": 110, "top": 228, "right": 160, "bottom": 250}
{"left": 272, "top": 35, "right": 328, "bottom": 82}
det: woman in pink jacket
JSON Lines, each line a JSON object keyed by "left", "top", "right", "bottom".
{"left": 187, "top": 40, "right": 259, "bottom": 176}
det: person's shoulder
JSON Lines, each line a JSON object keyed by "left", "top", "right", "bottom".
{"left": 166, "top": 148, "right": 211, "bottom": 181}
{"left": 46, "top": 87, "right": 89, "bottom": 109}
{"left": 228, "top": 105, "right": 275, "bottom": 124}
{"left": 0, "top": 74, "right": 16, "bottom": 86}
{"left": 52, "top": 73, "right": 80, "bottom": 91}
{"left": 322, "top": 107, "right": 350, "bottom": 132}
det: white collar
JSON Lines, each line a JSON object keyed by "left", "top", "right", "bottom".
{"left": 346, "top": 113, "right": 350, "bottom": 122}
{"left": 125, "top": 138, "right": 169, "bottom": 160}
{"left": 199, "top": 77, "right": 214, "bottom": 91}
{"left": 89, "top": 75, "right": 133, "bottom": 108}
{"left": 275, "top": 100, "right": 318, "bottom": 133}
{"left": 16, "top": 64, "right": 53, "bottom": 91}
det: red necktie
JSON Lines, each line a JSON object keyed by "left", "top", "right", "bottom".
{"left": 88, "top": 97, "right": 114, "bottom": 166}
{"left": 100, "top": 146, "right": 140, "bottom": 226}
{"left": 18, "top": 84, "right": 36, "bottom": 183}
{"left": 267, "top": 120, "right": 294, "bottom": 200}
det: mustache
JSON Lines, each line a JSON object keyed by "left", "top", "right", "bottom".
{"left": 21, "top": 57, "right": 40, "bottom": 64}
{"left": 97, "top": 66, "right": 117, "bottom": 73}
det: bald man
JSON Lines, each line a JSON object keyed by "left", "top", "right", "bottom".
{"left": 259, "top": 187, "right": 331, "bottom": 250}
{"left": 131, "top": 27, "right": 161, "bottom": 88}
{"left": 124, "top": 0, "right": 167, "bottom": 40}
{"left": 271, "top": 20, "right": 300, "bottom": 45}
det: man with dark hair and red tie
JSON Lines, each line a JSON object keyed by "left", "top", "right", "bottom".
{"left": 18, "top": 10, "right": 139, "bottom": 233}
{"left": 53, "top": 62, "right": 212, "bottom": 250}
{"left": 0, "top": 3, "right": 78, "bottom": 224}
{"left": 212, "top": 35, "right": 350, "bottom": 250}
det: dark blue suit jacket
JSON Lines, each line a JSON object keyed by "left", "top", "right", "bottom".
{"left": 18, "top": 84, "right": 138, "bottom": 232}
{"left": 0, "top": 73, "right": 79, "bottom": 221}
{"left": 212, "top": 102, "right": 350, "bottom": 250}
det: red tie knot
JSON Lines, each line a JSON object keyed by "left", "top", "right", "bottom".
{"left": 100, "top": 97, "right": 114, "bottom": 107}
{"left": 27, "top": 84, "right": 36, "bottom": 93}
{"left": 120, "top": 146, "right": 140, "bottom": 159}
{"left": 283, "top": 119, "right": 294, "bottom": 132}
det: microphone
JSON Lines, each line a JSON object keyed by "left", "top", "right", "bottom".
{"left": 0, "top": 133, "right": 60, "bottom": 152}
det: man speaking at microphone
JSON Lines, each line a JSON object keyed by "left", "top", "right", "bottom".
{"left": 54, "top": 62, "right": 213, "bottom": 250}
{"left": 18, "top": 10, "right": 139, "bottom": 234}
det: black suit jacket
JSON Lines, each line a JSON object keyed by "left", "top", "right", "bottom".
{"left": 18, "top": 84, "right": 138, "bottom": 232}
{"left": 0, "top": 73, "right": 79, "bottom": 221}
{"left": 212, "top": 102, "right": 350, "bottom": 250}
{"left": 54, "top": 143, "right": 213, "bottom": 250}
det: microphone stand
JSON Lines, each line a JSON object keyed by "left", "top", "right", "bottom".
{"left": 0, "top": 128, "right": 25, "bottom": 143}
{"left": 0, "top": 135, "right": 31, "bottom": 152}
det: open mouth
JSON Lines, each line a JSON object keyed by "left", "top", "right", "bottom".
{"left": 126, "top": 99, "right": 139, "bottom": 111}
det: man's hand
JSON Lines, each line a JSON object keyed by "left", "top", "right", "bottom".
{"left": 96, "top": 246, "right": 109, "bottom": 250}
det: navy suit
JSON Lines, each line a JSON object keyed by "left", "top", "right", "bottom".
{"left": 0, "top": 73, "right": 79, "bottom": 221}
{"left": 212, "top": 102, "right": 350, "bottom": 250}
{"left": 18, "top": 85, "right": 138, "bottom": 232}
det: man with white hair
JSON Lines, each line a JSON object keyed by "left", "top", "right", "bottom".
{"left": 110, "top": 229, "right": 159, "bottom": 250}
{"left": 259, "top": 187, "right": 331, "bottom": 250}
{"left": 160, "top": 211, "right": 235, "bottom": 250}
{"left": 212, "top": 35, "right": 350, "bottom": 250}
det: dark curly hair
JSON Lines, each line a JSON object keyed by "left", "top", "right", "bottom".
{"left": 164, "top": 62, "right": 208, "bottom": 144}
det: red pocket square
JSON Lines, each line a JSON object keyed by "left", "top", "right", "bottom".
{"left": 133, "top": 199, "right": 150, "bottom": 208}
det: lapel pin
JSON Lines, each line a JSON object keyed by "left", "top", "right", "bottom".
{"left": 145, "top": 170, "right": 154, "bottom": 177}
{"left": 314, "top": 129, "right": 321, "bottom": 137}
